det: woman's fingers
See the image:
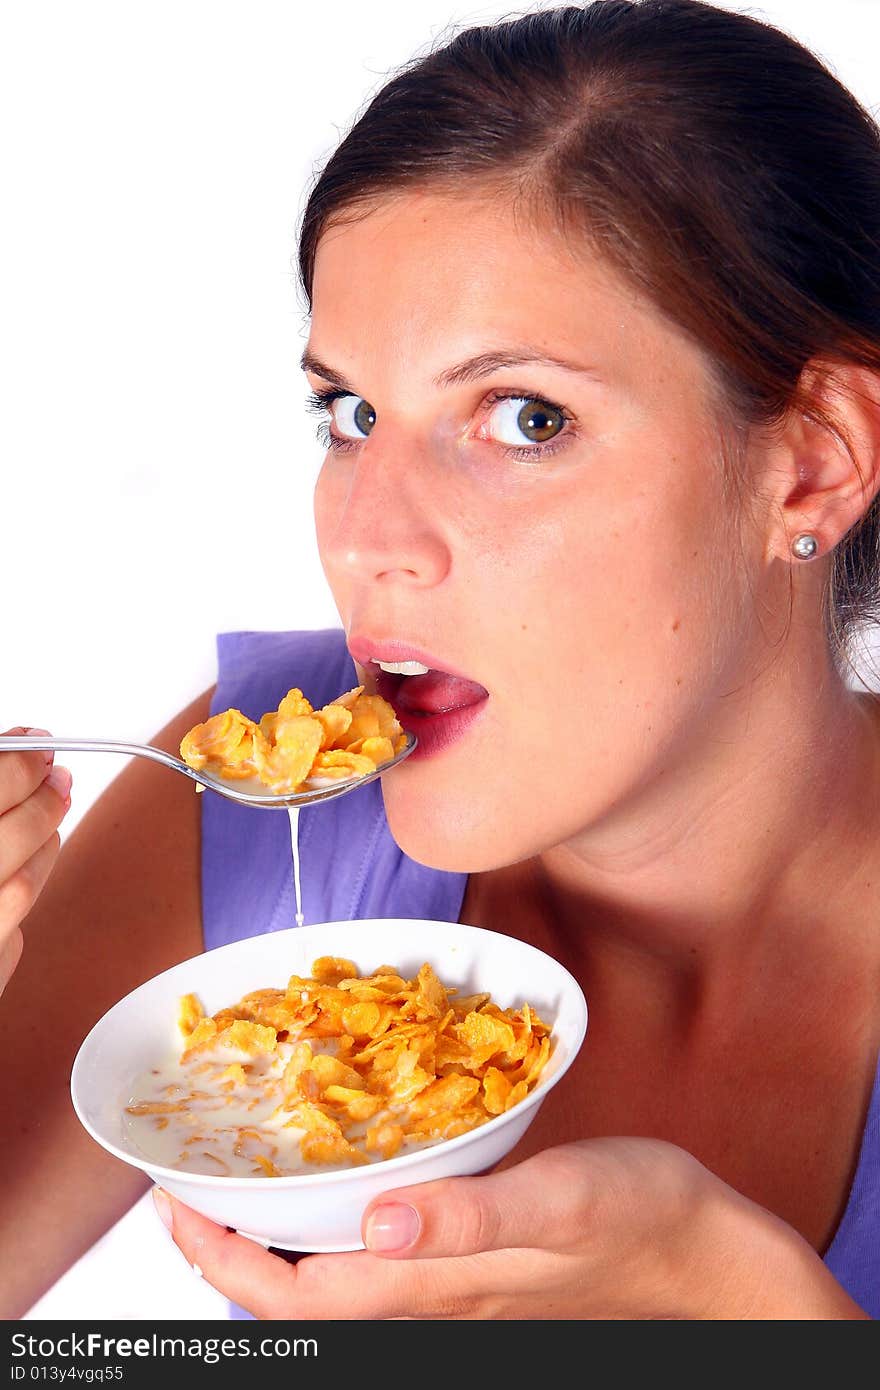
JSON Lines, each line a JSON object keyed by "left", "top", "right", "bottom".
{"left": 154, "top": 1190, "right": 380, "bottom": 1320}
{"left": 0, "top": 730, "right": 68, "bottom": 995}
{"left": 157, "top": 1153, "right": 595, "bottom": 1320}
{"left": 362, "top": 1148, "right": 593, "bottom": 1259}
{"left": 0, "top": 830, "right": 64, "bottom": 935}
{"left": 154, "top": 1190, "right": 301, "bottom": 1317}
{"left": 155, "top": 1189, "right": 464, "bottom": 1320}
{"left": 0, "top": 729, "right": 54, "bottom": 817}
{"left": 0, "top": 767, "right": 71, "bottom": 884}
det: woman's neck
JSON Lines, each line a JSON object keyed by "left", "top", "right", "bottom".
{"left": 522, "top": 638, "right": 880, "bottom": 985}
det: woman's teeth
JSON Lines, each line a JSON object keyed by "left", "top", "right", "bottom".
{"left": 375, "top": 660, "right": 430, "bottom": 676}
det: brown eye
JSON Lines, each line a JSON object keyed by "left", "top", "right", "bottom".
{"left": 487, "top": 396, "right": 565, "bottom": 445}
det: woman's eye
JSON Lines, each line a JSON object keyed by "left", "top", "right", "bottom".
{"left": 333, "top": 395, "right": 376, "bottom": 439}
{"left": 483, "top": 395, "right": 566, "bottom": 447}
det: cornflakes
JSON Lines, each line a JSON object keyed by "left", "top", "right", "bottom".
{"left": 179, "top": 686, "right": 408, "bottom": 795}
{"left": 124, "top": 956, "right": 553, "bottom": 1177}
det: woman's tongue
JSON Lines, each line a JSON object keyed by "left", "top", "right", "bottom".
{"left": 384, "top": 669, "right": 489, "bottom": 716}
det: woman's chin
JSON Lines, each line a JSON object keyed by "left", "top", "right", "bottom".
{"left": 381, "top": 793, "right": 530, "bottom": 876}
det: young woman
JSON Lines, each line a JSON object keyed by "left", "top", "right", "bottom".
{"left": 3, "top": 0, "right": 879, "bottom": 1319}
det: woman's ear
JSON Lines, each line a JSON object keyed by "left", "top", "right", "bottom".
{"left": 763, "top": 361, "right": 880, "bottom": 564}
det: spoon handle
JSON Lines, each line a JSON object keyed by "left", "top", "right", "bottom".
{"left": 0, "top": 736, "right": 186, "bottom": 773}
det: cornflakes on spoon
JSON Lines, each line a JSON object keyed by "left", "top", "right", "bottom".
{"left": 180, "top": 685, "right": 409, "bottom": 796}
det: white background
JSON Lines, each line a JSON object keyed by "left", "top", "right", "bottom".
{"left": 2, "top": 0, "right": 877, "bottom": 1321}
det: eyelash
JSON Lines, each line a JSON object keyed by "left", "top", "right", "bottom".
{"left": 304, "top": 387, "right": 575, "bottom": 462}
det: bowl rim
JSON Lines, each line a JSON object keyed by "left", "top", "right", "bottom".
{"left": 71, "top": 916, "right": 588, "bottom": 1189}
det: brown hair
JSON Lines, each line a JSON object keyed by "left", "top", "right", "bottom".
{"left": 297, "top": 0, "right": 880, "bottom": 668}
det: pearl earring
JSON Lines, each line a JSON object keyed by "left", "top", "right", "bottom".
{"left": 791, "top": 533, "right": 819, "bottom": 560}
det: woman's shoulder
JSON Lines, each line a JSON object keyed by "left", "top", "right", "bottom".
{"left": 824, "top": 1041, "right": 880, "bottom": 1317}
{"left": 213, "top": 627, "right": 355, "bottom": 718}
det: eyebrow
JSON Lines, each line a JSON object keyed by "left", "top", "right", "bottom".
{"left": 299, "top": 347, "right": 601, "bottom": 392}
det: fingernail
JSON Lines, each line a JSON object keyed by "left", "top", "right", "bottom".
{"left": 364, "top": 1203, "right": 420, "bottom": 1252}
{"left": 45, "top": 765, "right": 72, "bottom": 801}
{"left": 152, "top": 1187, "right": 173, "bottom": 1232}
{"left": 26, "top": 729, "right": 54, "bottom": 766}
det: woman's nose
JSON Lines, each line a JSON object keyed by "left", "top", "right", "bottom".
{"left": 317, "top": 434, "right": 452, "bottom": 589}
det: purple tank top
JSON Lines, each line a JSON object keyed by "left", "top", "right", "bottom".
{"left": 202, "top": 628, "right": 879, "bottom": 1318}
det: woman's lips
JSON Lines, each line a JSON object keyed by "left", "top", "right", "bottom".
{"left": 380, "top": 668, "right": 489, "bottom": 716}
{"left": 374, "top": 667, "right": 490, "bottom": 760}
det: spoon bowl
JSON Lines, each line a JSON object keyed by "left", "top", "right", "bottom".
{"left": 0, "top": 732, "right": 418, "bottom": 808}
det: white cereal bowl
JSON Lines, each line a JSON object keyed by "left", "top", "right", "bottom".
{"left": 71, "top": 918, "right": 587, "bottom": 1252}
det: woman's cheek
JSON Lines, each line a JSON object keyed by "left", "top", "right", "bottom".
{"left": 313, "top": 460, "right": 351, "bottom": 605}
{"left": 313, "top": 458, "right": 339, "bottom": 542}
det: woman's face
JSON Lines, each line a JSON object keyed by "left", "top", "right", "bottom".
{"left": 307, "top": 189, "right": 759, "bottom": 872}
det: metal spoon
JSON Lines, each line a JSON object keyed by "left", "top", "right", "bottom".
{"left": 0, "top": 732, "right": 418, "bottom": 808}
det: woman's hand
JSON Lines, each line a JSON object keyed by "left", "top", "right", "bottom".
{"left": 0, "top": 729, "right": 71, "bottom": 997}
{"left": 152, "top": 1137, "right": 867, "bottom": 1320}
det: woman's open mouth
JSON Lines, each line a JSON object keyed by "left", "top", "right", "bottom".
{"left": 350, "top": 642, "right": 490, "bottom": 760}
